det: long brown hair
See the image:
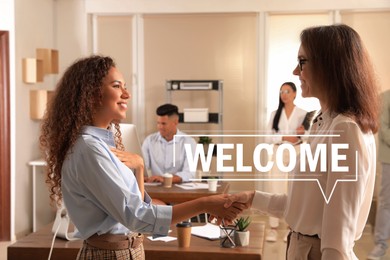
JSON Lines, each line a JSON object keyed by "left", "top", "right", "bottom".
{"left": 40, "top": 55, "right": 124, "bottom": 205}
{"left": 300, "top": 24, "right": 380, "bottom": 133}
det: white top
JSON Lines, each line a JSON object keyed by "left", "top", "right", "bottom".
{"left": 265, "top": 106, "right": 308, "bottom": 144}
{"left": 252, "top": 110, "right": 376, "bottom": 259}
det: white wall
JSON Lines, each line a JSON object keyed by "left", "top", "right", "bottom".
{"left": 55, "top": 0, "right": 90, "bottom": 73}
{"left": 10, "top": 0, "right": 88, "bottom": 238}
{"left": 4, "top": 0, "right": 390, "bottom": 239}
{"left": 13, "top": 0, "right": 57, "bottom": 238}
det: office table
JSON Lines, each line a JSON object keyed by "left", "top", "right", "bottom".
{"left": 8, "top": 222, "right": 264, "bottom": 260}
{"left": 145, "top": 182, "right": 230, "bottom": 204}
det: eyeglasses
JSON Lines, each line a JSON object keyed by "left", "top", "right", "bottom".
{"left": 298, "top": 58, "right": 308, "bottom": 71}
{"left": 280, "top": 90, "right": 290, "bottom": 95}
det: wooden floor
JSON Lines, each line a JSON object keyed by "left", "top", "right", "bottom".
{"left": 253, "top": 215, "right": 390, "bottom": 260}
{"left": 2, "top": 214, "right": 390, "bottom": 260}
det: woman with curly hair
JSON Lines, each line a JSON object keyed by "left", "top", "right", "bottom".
{"left": 225, "top": 24, "right": 380, "bottom": 259}
{"left": 40, "top": 55, "right": 244, "bottom": 260}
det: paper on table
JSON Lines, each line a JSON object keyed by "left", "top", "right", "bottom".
{"left": 147, "top": 236, "right": 177, "bottom": 242}
{"left": 144, "top": 182, "right": 162, "bottom": 186}
{"left": 175, "top": 183, "right": 220, "bottom": 190}
{"left": 191, "top": 223, "right": 221, "bottom": 240}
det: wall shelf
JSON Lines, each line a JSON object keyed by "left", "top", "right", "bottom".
{"left": 22, "top": 58, "right": 44, "bottom": 83}
{"left": 30, "top": 90, "right": 53, "bottom": 120}
{"left": 22, "top": 48, "right": 59, "bottom": 84}
{"left": 36, "top": 48, "right": 59, "bottom": 74}
{"left": 178, "top": 112, "right": 219, "bottom": 124}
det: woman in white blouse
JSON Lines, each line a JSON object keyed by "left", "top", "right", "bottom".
{"left": 266, "top": 82, "right": 307, "bottom": 145}
{"left": 226, "top": 24, "right": 380, "bottom": 260}
{"left": 265, "top": 82, "right": 308, "bottom": 242}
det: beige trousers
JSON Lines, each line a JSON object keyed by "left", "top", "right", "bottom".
{"left": 286, "top": 231, "right": 321, "bottom": 260}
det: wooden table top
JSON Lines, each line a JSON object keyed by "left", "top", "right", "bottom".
{"left": 145, "top": 181, "right": 230, "bottom": 204}
{"left": 144, "top": 222, "right": 264, "bottom": 260}
{"left": 8, "top": 221, "right": 264, "bottom": 260}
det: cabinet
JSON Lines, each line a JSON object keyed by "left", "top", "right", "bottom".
{"left": 165, "top": 80, "right": 223, "bottom": 131}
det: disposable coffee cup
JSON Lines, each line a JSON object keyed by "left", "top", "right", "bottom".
{"left": 207, "top": 179, "right": 218, "bottom": 192}
{"left": 163, "top": 173, "right": 173, "bottom": 188}
{"left": 176, "top": 222, "right": 192, "bottom": 247}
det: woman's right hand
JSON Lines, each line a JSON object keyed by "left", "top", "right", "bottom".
{"left": 282, "top": 136, "right": 300, "bottom": 143}
{"left": 110, "top": 148, "right": 145, "bottom": 199}
{"left": 296, "top": 125, "right": 305, "bottom": 135}
{"left": 110, "top": 148, "right": 144, "bottom": 171}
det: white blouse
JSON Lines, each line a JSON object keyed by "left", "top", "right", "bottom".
{"left": 253, "top": 110, "right": 376, "bottom": 259}
{"left": 265, "top": 106, "right": 308, "bottom": 144}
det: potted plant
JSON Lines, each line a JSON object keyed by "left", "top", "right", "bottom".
{"left": 234, "top": 216, "right": 251, "bottom": 246}
{"left": 198, "top": 136, "right": 212, "bottom": 144}
{"left": 198, "top": 136, "right": 214, "bottom": 156}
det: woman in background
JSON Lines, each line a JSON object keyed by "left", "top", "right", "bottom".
{"left": 40, "top": 55, "right": 245, "bottom": 260}
{"left": 265, "top": 82, "right": 308, "bottom": 242}
{"left": 267, "top": 82, "right": 307, "bottom": 145}
{"left": 226, "top": 24, "right": 379, "bottom": 259}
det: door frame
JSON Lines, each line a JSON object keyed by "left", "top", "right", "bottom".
{"left": 0, "top": 30, "right": 11, "bottom": 241}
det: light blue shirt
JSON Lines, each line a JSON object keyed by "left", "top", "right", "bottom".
{"left": 142, "top": 129, "right": 197, "bottom": 182}
{"left": 62, "top": 126, "right": 172, "bottom": 239}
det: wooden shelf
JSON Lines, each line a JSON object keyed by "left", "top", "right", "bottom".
{"left": 22, "top": 58, "right": 44, "bottom": 83}
{"left": 178, "top": 112, "right": 219, "bottom": 123}
{"left": 36, "top": 48, "right": 59, "bottom": 74}
{"left": 30, "top": 90, "right": 53, "bottom": 120}
{"left": 22, "top": 49, "right": 58, "bottom": 83}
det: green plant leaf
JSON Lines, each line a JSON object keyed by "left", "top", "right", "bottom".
{"left": 234, "top": 216, "right": 252, "bottom": 231}
{"left": 198, "top": 136, "right": 212, "bottom": 144}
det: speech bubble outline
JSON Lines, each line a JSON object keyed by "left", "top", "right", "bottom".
{"left": 173, "top": 134, "right": 358, "bottom": 204}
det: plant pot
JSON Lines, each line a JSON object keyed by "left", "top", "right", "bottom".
{"left": 234, "top": 230, "right": 250, "bottom": 246}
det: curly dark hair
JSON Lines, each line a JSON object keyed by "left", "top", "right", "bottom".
{"left": 40, "top": 55, "right": 124, "bottom": 205}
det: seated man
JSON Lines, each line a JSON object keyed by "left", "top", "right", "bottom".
{"left": 142, "top": 103, "right": 197, "bottom": 184}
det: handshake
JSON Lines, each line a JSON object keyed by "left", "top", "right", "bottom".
{"left": 205, "top": 191, "right": 255, "bottom": 225}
